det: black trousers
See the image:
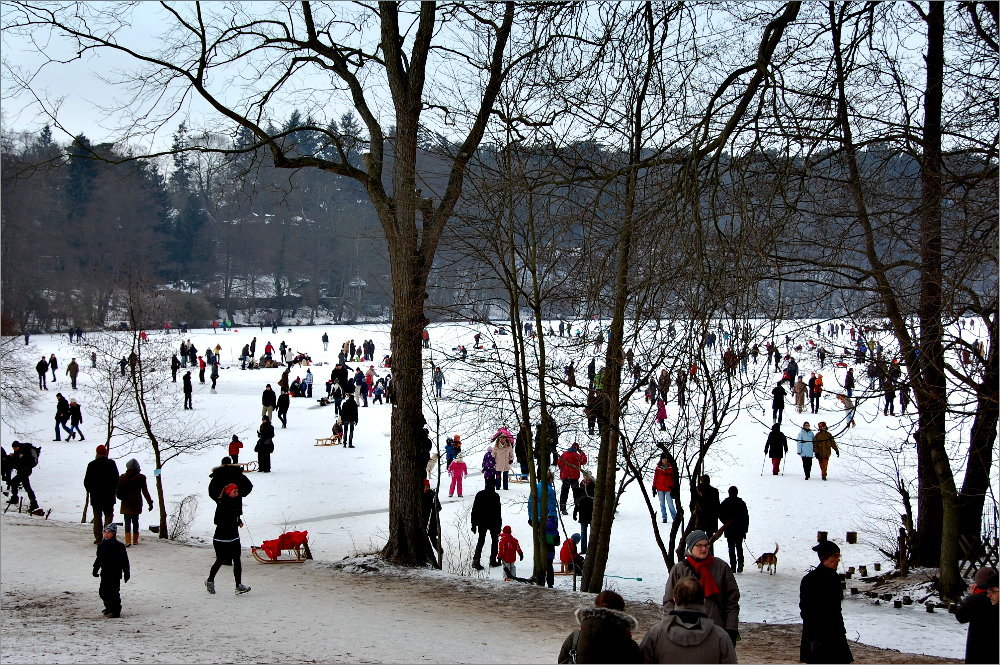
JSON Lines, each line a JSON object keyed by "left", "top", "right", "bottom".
{"left": 802, "top": 456, "right": 813, "bottom": 479}
{"left": 343, "top": 422, "right": 355, "bottom": 447}
{"left": 258, "top": 448, "right": 272, "bottom": 472}
{"left": 99, "top": 575, "right": 122, "bottom": 615}
{"left": 474, "top": 526, "right": 500, "bottom": 565}
{"left": 10, "top": 471, "right": 37, "bottom": 508}
{"left": 727, "top": 536, "right": 745, "bottom": 571}
{"left": 560, "top": 478, "right": 579, "bottom": 510}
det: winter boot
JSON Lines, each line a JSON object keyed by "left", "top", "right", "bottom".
{"left": 472, "top": 561, "right": 484, "bottom": 571}
{"left": 205, "top": 579, "right": 215, "bottom": 594}
{"left": 235, "top": 584, "right": 252, "bottom": 595}
{"left": 125, "top": 533, "right": 132, "bottom": 547}
{"left": 132, "top": 533, "right": 138, "bottom": 545}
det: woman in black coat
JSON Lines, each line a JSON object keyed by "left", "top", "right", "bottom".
{"left": 558, "top": 590, "right": 641, "bottom": 664}
{"left": 799, "top": 540, "right": 853, "bottom": 663}
{"left": 255, "top": 417, "right": 275, "bottom": 472}
{"left": 764, "top": 423, "right": 788, "bottom": 475}
{"left": 205, "top": 483, "right": 250, "bottom": 594}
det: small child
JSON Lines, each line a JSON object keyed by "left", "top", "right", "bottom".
{"left": 559, "top": 533, "right": 585, "bottom": 575}
{"left": 497, "top": 525, "right": 524, "bottom": 581}
{"left": 655, "top": 399, "right": 667, "bottom": 432}
{"left": 448, "top": 454, "right": 468, "bottom": 498}
{"left": 92, "top": 523, "right": 130, "bottom": 618}
{"left": 228, "top": 435, "right": 243, "bottom": 464}
{"left": 332, "top": 418, "right": 344, "bottom": 445}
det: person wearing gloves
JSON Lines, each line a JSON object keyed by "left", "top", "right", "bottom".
{"left": 470, "top": 483, "right": 502, "bottom": 571}
{"left": 205, "top": 483, "right": 251, "bottom": 595}
{"left": 764, "top": 423, "right": 788, "bottom": 476}
{"left": 799, "top": 540, "right": 852, "bottom": 663}
{"left": 662, "top": 530, "right": 741, "bottom": 647}
{"left": 641, "top": 576, "right": 736, "bottom": 664}
{"left": 92, "top": 523, "right": 130, "bottom": 618}
{"left": 116, "top": 459, "right": 154, "bottom": 546}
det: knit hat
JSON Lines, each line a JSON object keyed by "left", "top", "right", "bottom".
{"left": 571, "top": 533, "right": 581, "bottom": 544}
{"left": 974, "top": 566, "right": 998, "bottom": 589}
{"left": 11, "top": 440, "right": 21, "bottom": 449}
{"left": 685, "top": 530, "right": 710, "bottom": 553}
{"left": 221, "top": 456, "right": 232, "bottom": 465}
{"left": 95, "top": 445, "right": 108, "bottom": 457}
{"left": 103, "top": 523, "right": 117, "bottom": 535}
{"left": 125, "top": 458, "right": 140, "bottom": 472}
{"left": 502, "top": 525, "right": 512, "bottom": 534}
{"left": 423, "top": 479, "right": 431, "bottom": 489}
{"left": 817, "top": 421, "right": 828, "bottom": 429}
{"left": 812, "top": 539, "right": 841, "bottom": 560}
{"left": 222, "top": 483, "right": 238, "bottom": 496}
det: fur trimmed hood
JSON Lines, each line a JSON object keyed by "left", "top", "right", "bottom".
{"left": 574, "top": 606, "right": 639, "bottom": 631}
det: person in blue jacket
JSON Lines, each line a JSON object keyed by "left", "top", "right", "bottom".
{"left": 796, "top": 422, "right": 815, "bottom": 480}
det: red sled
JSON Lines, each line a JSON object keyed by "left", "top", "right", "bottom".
{"left": 251, "top": 530, "right": 312, "bottom": 564}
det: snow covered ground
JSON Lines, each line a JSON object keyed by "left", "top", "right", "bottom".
{"left": 2, "top": 320, "right": 985, "bottom": 660}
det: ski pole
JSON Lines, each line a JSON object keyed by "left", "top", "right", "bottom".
{"left": 759, "top": 456, "right": 768, "bottom": 476}
{"left": 781, "top": 456, "right": 787, "bottom": 476}
{"left": 604, "top": 574, "right": 643, "bottom": 581}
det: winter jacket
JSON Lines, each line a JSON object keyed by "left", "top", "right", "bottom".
{"left": 208, "top": 464, "right": 254, "bottom": 513}
{"left": 68, "top": 402, "right": 83, "bottom": 426}
{"left": 718, "top": 496, "right": 749, "bottom": 539}
{"left": 471, "top": 487, "right": 501, "bottom": 531}
{"left": 574, "top": 481, "right": 595, "bottom": 525}
{"left": 116, "top": 469, "right": 153, "bottom": 516}
{"left": 528, "top": 482, "right": 558, "bottom": 523}
{"left": 340, "top": 397, "right": 359, "bottom": 424}
{"left": 514, "top": 428, "right": 529, "bottom": 466}
{"left": 813, "top": 431, "right": 839, "bottom": 459}
{"left": 497, "top": 527, "right": 523, "bottom": 563}
{"left": 212, "top": 494, "right": 242, "bottom": 541}
{"left": 557, "top": 447, "right": 588, "bottom": 480}
{"left": 797, "top": 428, "right": 815, "bottom": 457}
{"left": 639, "top": 605, "right": 737, "bottom": 664}
{"left": 93, "top": 537, "right": 130, "bottom": 580}
{"left": 771, "top": 385, "right": 787, "bottom": 407}
{"left": 655, "top": 401, "right": 667, "bottom": 420}
{"left": 84, "top": 456, "right": 121, "bottom": 508}
{"left": 55, "top": 395, "right": 70, "bottom": 423}
{"left": 765, "top": 430, "right": 788, "bottom": 459}
{"left": 559, "top": 538, "right": 579, "bottom": 564}
{"left": 36, "top": 359, "right": 48, "bottom": 375}
{"left": 277, "top": 393, "right": 290, "bottom": 411}
{"left": 793, "top": 380, "right": 807, "bottom": 407}
{"left": 482, "top": 451, "right": 497, "bottom": 481}
{"left": 691, "top": 481, "right": 721, "bottom": 534}
{"left": 559, "top": 606, "right": 642, "bottom": 664}
{"left": 67, "top": 360, "right": 80, "bottom": 377}
{"left": 663, "top": 557, "right": 741, "bottom": 631}
{"left": 228, "top": 439, "right": 244, "bottom": 457}
{"left": 653, "top": 463, "right": 677, "bottom": 493}
{"left": 182, "top": 373, "right": 193, "bottom": 394}
{"left": 448, "top": 459, "right": 468, "bottom": 479}
{"left": 261, "top": 388, "right": 277, "bottom": 407}
{"left": 445, "top": 441, "right": 460, "bottom": 465}
{"left": 799, "top": 564, "right": 853, "bottom": 663}
{"left": 956, "top": 590, "right": 999, "bottom": 664}
{"left": 493, "top": 442, "right": 514, "bottom": 473}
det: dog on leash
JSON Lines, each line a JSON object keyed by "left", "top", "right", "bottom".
{"left": 754, "top": 543, "right": 779, "bottom": 574}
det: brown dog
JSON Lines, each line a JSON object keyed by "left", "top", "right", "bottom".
{"left": 754, "top": 543, "right": 779, "bottom": 574}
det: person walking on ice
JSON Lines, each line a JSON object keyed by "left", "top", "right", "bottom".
{"left": 796, "top": 422, "right": 815, "bottom": 480}
{"left": 813, "top": 421, "right": 840, "bottom": 481}
{"left": 448, "top": 454, "right": 467, "bottom": 498}
{"left": 93, "top": 523, "right": 130, "bottom": 618}
{"left": 205, "top": 483, "right": 251, "bottom": 595}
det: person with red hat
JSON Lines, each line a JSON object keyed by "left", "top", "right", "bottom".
{"left": 205, "top": 483, "right": 251, "bottom": 595}
{"left": 84, "top": 445, "right": 120, "bottom": 544}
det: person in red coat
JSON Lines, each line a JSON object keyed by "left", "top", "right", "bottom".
{"left": 652, "top": 454, "right": 678, "bottom": 523}
{"left": 228, "top": 436, "right": 244, "bottom": 464}
{"left": 557, "top": 442, "right": 588, "bottom": 515}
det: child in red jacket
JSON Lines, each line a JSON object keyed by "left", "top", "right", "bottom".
{"left": 498, "top": 525, "right": 524, "bottom": 581}
{"left": 559, "top": 533, "right": 584, "bottom": 574}
{"left": 228, "top": 436, "right": 243, "bottom": 464}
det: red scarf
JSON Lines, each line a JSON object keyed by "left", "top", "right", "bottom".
{"left": 686, "top": 555, "right": 721, "bottom": 598}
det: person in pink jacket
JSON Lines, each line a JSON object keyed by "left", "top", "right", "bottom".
{"left": 655, "top": 399, "right": 667, "bottom": 431}
{"left": 448, "top": 454, "right": 468, "bottom": 498}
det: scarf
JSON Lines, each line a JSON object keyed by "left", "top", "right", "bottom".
{"left": 686, "top": 555, "right": 721, "bottom": 598}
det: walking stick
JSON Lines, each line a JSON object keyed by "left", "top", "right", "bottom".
{"left": 781, "top": 455, "right": 787, "bottom": 476}
{"left": 81, "top": 492, "right": 90, "bottom": 523}
{"left": 759, "top": 456, "right": 768, "bottom": 477}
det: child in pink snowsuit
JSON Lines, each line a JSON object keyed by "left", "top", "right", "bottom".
{"left": 655, "top": 399, "right": 667, "bottom": 431}
{"left": 448, "top": 455, "right": 468, "bottom": 497}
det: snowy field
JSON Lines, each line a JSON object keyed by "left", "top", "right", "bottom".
{"left": 2, "top": 319, "right": 988, "bottom": 659}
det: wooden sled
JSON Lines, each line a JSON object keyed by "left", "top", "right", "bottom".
{"left": 555, "top": 562, "right": 578, "bottom": 576}
{"left": 509, "top": 474, "right": 529, "bottom": 484}
{"left": 238, "top": 461, "right": 259, "bottom": 472}
{"left": 251, "top": 531, "right": 312, "bottom": 564}
{"left": 315, "top": 436, "right": 343, "bottom": 446}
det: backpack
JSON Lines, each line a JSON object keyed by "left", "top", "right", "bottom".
{"left": 26, "top": 445, "right": 41, "bottom": 468}
{"left": 559, "top": 629, "right": 581, "bottom": 664}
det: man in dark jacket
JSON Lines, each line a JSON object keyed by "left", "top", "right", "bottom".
{"left": 36, "top": 356, "right": 49, "bottom": 390}
{"left": 7, "top": 441, "right": 40, "bottom": 511}
{"left": 182, "top": 371, "right": 193, "bottom": 409}
{"left": 771, "top": 382, "right": 788, "bottom": 424}
{"left": 718, "top": 486, "right": 750, "bottom": 573}
{"left": 471, "top": 483, "right": 502, "bottom": 570}
{"left": 276, "top": 389, "right": 290, "bottom": 428}
{"left": 85, "top": 445, "right": 120, "bottom": 544}
{"left": 261, "top": 384, "right": 276, "bottom": 419}
{"left": 420, "top": 479, "right": 441, "bottom": 547}
{"left": 93, "top": 523, "right": 130, "bottom": 618}
{"left": 340, "top": 394, "right": 359, "bottom": 448}
{"left": 208, "top": 457, "right": 254, "bottom": 512}
{"left": 956, "top": 567, "right": 999, "bottom": 664}
{"left": 691, "top": 475, "right": 721, "bottom": 542}
{"left": 54, "top": 393, "right": 72, "bottom": 441}
{"left": 800, "top": 540, "right": 852, "bottom": 664}
{"left": 573, "top": 473, "right": 595, "bottom": 554}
